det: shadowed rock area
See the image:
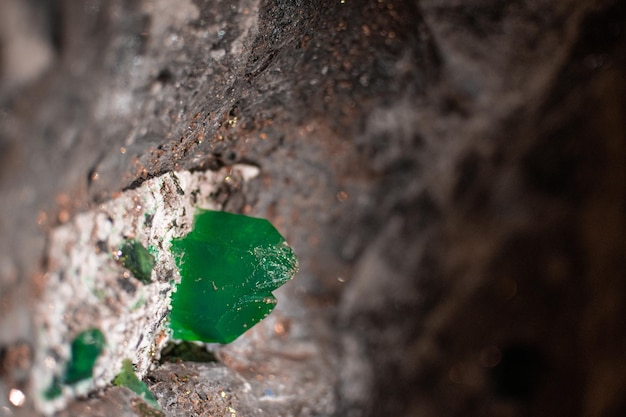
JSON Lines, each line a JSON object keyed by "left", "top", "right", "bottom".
{"left": 1, "top": 0, "right": 625, "bottom": 416}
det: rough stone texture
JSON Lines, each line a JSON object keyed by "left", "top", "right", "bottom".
{"left": 54, "top": 387, "right": 158, "bottom": 417}
{"left": 32, "top": 166, "right": 259, "bottom": 415}
{"left": 1, "top": 0, "right": 625, "bottom": 416}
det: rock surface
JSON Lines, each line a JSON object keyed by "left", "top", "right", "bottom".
{"left": 1, "top": 0, "right": 625, "bottom": 416}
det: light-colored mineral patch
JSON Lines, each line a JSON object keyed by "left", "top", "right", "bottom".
{"left": 32, "top": 164, "right": 259, "bottom": 415}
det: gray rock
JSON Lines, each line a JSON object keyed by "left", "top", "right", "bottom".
{"left": 1, "top": 0, "right": 625, "bottom": 416}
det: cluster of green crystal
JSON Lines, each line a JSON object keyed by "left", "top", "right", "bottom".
{"left": 169, "top": 209, "right": 299, "bottom": 344}
{"left": 45, "top": 328, "right": 105, "bottom": 398}
{"left": 118, "top": 239, "right": 156, "bottom": 283}
{"left": 113, "top": 359, "right": 160, "bottom": 409}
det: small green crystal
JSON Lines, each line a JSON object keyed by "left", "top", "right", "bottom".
{"left": 64, "top": 328, "right": 106, "bottom": 384}
{"left": 169, "top": 209, "right": 298, "bottom": 344}
{"left": 45, "top": 328, "right": 106, "bottom": 397}
{"left": 119, "top": 239, "right": 156, "bottom": 283}
{"left": 43, "top": 377, "right": 63, "bottom": 400}
{"left": 114, "top": 359, "right": 160, "bottom": 409}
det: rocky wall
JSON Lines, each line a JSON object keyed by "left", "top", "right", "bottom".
{"left": 1, "top": 0, "right": 625, "bottom": 416}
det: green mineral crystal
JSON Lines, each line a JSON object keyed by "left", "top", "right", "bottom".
{"left": 45, "top": 328, "right": 106, "bottom": 398}
{"left": 118, "top": 239, "right": 155, "bottom": 283}
{"left": 43, "top": 378, "right": 62, "bottom": 400}
{"left": 169, "top": 209, "right": 299, "bottom": 344}
{"left": 114, "top": 359, "right": 160, "bottom": 409}
{"left": 64, "top": 328, "right": 106, "bottom": 384}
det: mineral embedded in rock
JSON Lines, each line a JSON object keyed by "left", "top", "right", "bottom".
{"left": 169, "top": 209, "right": 299, "bottom": 344}
{"left": 113, "top": 359, "right": 160, "bottom": 409}
{"left": 45, "top": 328, "right": 106, "bottom": 398}
{"left": 118, "top": 239, "right": 156, "bottom": 283}
{"left": 64, "top": 328, "right": 106, "bottom": 384}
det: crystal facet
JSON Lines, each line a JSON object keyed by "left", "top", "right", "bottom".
{"left": 169, "top": 210, "right": 298, "bottom": 344}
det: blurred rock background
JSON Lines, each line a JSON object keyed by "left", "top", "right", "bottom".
{"left": 1, "top": 0, "right": 625, "bottom": 416}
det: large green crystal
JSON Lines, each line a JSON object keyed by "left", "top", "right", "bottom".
{"left": 169, "top": 209, "right": 298, "bottom": 344}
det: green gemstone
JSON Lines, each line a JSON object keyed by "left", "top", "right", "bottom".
{"left": 64, "top": 328, "right": 105, "bottom": 384}
{"left": 119, "top": 239, "right": 156, "bottom": 284}
{"left": 169, "top": 209, "right": 298, "bottom": 344}
{"left": 114, "top": 359, "right": 160, "bottom": 409}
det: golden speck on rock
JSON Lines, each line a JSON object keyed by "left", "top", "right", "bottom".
{"left": 57, "top": 210, "right": 70, "bottom": 224}
{"left": 273, "top": 322, "right": 286, "bottom": 336}
{"left": 9, "top": 388, "right": 25, "bottom": 407}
